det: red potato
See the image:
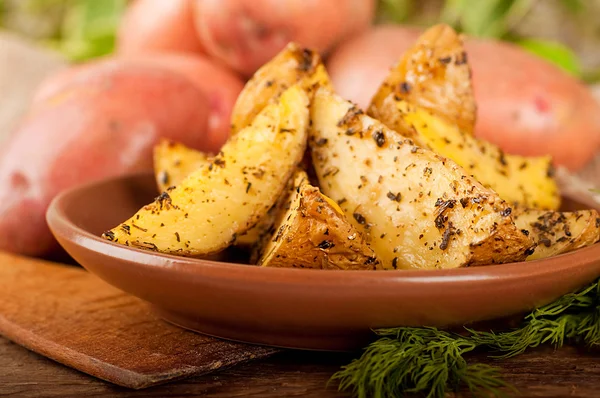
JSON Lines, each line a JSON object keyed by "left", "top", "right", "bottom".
{"left": 118, "top": 0, "right": 205, "bottom": 55}
{"left": 327, "top": 25, "right": 600, "bottom": 171}
{"left": 0, "top": 64, "right": 210, "bottom": 257}
{"left": 193, "top": 0, "right": 376, "bottom": 77}
{"left": 33, "top": 55, "right": 244, "bottom": 150}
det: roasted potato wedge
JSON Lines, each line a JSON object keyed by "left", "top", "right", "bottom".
{"left": 152, "top": 139, "right": 277, "bottom": 247}
{"left": 514, "top": 209, "right": 600, "bottom": 261}
{"left": 257, "top": 169, "right": 381, "bottom": 270}
{"left": 102, "top": 84, "right": 309, "bottom": 255}
{"left": 153, "top": 139, "right": 208, "bottom": 192}
{"left": 372, "top": 98, "right": 560, "bottom": 210}
{"left": 310, "top": 89, "right": 534, "bottom": 270}
{"left": 231, "top": 42, "right": 333, "bottom": 134}
{"left": 369, "top": 24, "right": 476, "bottom": 135}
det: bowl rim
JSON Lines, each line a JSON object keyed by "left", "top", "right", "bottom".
{"left": 46, "top": 172, "right": 600, "bottom": 286}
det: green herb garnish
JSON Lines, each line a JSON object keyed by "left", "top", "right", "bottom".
{"left": 333, "top": 278, "right": 600, "bottom": 397}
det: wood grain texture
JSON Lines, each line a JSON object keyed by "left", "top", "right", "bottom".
{"left": 3, "top": 338, "right": 600, "bottom": 397}
{"left": 0, "top": 251, "right": 276, "bottom": 389}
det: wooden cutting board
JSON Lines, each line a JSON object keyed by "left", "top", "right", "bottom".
{"left": 0, "top": 251, "right": 277, "bottom": 389}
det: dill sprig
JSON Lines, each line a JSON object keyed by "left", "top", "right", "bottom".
{"left": 333, "top": 278, "right": 600, "bottom": 398}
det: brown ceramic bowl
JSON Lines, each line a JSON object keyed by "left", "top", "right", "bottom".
{"left": 47, "top": 173, "right": 600, "bottom": 351}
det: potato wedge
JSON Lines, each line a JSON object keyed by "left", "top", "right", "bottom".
{"left": 310, "top": 89, "right": 533, "bottom": 270}
{"left": 514, "top": 209, "right": 600, "bottom": 261}
{"left": 153, "top": 139, "right": 208, "bottom": 192}
{"left": 373, "top": 98, "right": 560, "bottom": 210}
{"left": 231, "top": 42, "right": 333, "bottom": 134}
{"left": 102, "top": 85, "right": 309, "bottom": 255}
{"left": 257, "top": 170, "right": 381, "bottom": 270}
{"left": 369, "top": 24, "right": 476, "bottom": 135}
{"left": 152, "top": 139, "right": 277, "bottom": 247}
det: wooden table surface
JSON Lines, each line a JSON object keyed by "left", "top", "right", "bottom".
{"left": 3, "top": 336, "right": 600, "bottom": 397}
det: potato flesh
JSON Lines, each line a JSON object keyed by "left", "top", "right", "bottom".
{"left": 374, "top": 98, "right": 560, "bottom": 210}
{"left": 514, "top": 209, "right": 600, "bottom": 261}
{"left": 258, "top": 170, "right": 381, "bottom": 270}
{"left": 310, "top": 90, "right": 533, "bottom": 270}
{"left": 153, "top": 140, "right": 208, "bottom": 192}
{"left": 231, "top": 42, "right": 333, "bottom": 134}
{"left": 102, "top": 85, "right": 309, "bottom": 255}
{"left": 152, "top": 139, "right": 279, "bottom": 247}
{"left": 369, "top": 24, "right": 476, "bottom": 135}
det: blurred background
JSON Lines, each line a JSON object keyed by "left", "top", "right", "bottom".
{"left": 0, "top": 0, "right": 597, "bottom": 79}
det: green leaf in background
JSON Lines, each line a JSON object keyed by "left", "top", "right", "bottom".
{"left": 518, "top": 38, "right": 582, "bottom": 77}
{"left": 47, "top": 0, "right": 126, "bottom": 61}
{"left": 376, "top": 0, "right": 414, "bottom": 24}
{"left": 441, "top": 0, "right": 534, "bottom": 39}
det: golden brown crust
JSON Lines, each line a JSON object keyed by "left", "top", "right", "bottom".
{"left": 310, "top": 88, "right": 533, "bottom": 270}
{"left": 368, "top": 24, "right": 476, "bottom": 135}
{"left": 102, "top": 85, "right": 309, "bottom": 256}
{"left": 513, "top": 209, "right": 600, "bottom": 260}
{"left": 231, "top": 42, "right": 333, "bottom": 134}
{"left": 257, "top": 170, "right": 381, "bottom": 270}
{"left": 372, "top": 97, "right": 560, "bottom": 210}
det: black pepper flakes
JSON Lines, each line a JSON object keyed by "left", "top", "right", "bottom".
{"left": 387, "top": 191, "right": 401, "bottom": 202}
{"left": 103, "top": 230, "right": 115, "bottom": 241}
{"left": 353, "top": 213, "right": 366, "bottom": 224}
{"left": 317, "top": 240, "right": 334, "bottom": 249}
{"left": 175, "top": 232, "right": 180, "bottom": 242}
{"left": 213, "top": 159, "right": 225, "bottom": 169}
{"left": 372, "top": 130, "right": 386, "bottom": 147}
{"left": 501, "top": 207, "right": 512, "bottom": 217}
{"left": 399, "top": 81, "right": 411, "bottom": 94}
{"left": 159, "top": 171, "right": 169, "bottom": 186}
{"left": 246, "top": 182, "right": 252, "bottom": 193}
{"left": 392, "top": 257, "right": 399, "bottom": 269}
{"left": 315, "top": 138, "right": 328, "bottom": 147}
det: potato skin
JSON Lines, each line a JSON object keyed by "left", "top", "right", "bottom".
{"left": 231, "top": 43, "right": 333, "bottom": 134}
{"left": 310, "top": 89, "right": 534, "bottom": 270}
{"left": 369, "top": 24, "right": 476, "bottom": 135}
{"left": 371, "top": 97, "right": 560, "bottom": 210}
{"left": 327, "top": 25, "right": 600, "bottom": 170}
{"left": 0, "top": 64, "right": 211, "bottom": 257}
{"left": 103, "top": 85, "right": 309, "bottom": 256}
{"left": 193, "top": 0, "right": 376, "bottom": 77}
{"left": 33, "top": 55, "right": 244, "bottom": 152}
{"left": 257, "top": 170, "right": 381, "bottom": 270}
{"left": 117, "top": 0, "right": 205, "bottom": 55}
{"left": 514, "top": 209, "right": 600, "bottom": 261}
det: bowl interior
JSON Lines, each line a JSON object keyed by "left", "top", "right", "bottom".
{"left": 47, "top": 173, "right": 600, "bottom": 350}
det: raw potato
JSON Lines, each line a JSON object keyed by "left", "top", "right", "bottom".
{"left": 257, "top": 170, "right": 381, "bottom": 270}
{"left": 34, "top": 55, "right": 244, "bottom": 153}
{"left": 117, "top": 0, "right": 205, "bottom": 55}
{"left": 310, "top": 89, "right": 534, "bottom": 270}
{"left": 514, "top": 209, "right": 600, "bottom": 261}
{"left": 372, "top": 98, "right": 560, "bottom": 210}
{"left": 193, "top": 0, "right": 376, "bottom": 76}
{"left": 152, "top": 139, "right": 277, "bottom": 247}
{"left": 326, "top": 25, "right": 600, "bottom": 171}
{"left": 369, "top": 24, "right": 476, "bottom": 135}
{"left": 231, "top": 43, "right": 333, "bottom": 134}
{"left": 102, "top": 85, "right": 309, "bottom": 256}
{"left": 0, "top": 63, "right": 210, "bottom": 257}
